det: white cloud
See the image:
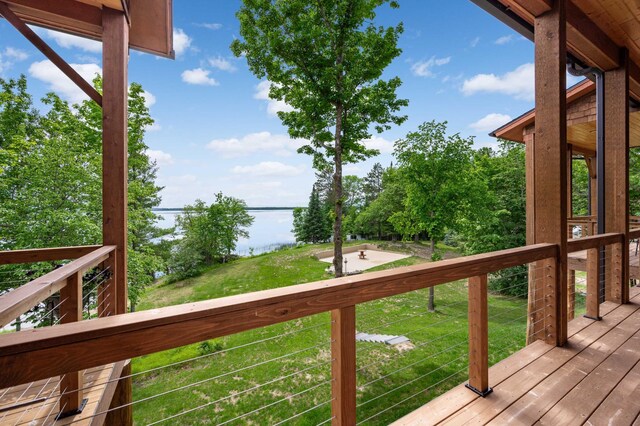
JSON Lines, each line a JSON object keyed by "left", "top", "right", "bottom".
{"left": 146, "top": 149, "right": 174, "bottom": 166}
{"left": 495, "top": 35, "right": 514, "bottom": 45}
{"left": 141, "top": 90, "right": 156, "bottom": 107}
{"left": 470, "top": 37, "right": 480, "bottom": 48}
{"left": 181, "top": 68, "right": 218, "bottom": 86}
{"left": 198, "top": 23, "right": 222, "bottom": 30}
{"left": 411, "top": 56, "right": 451, "bottom": 78}
{"left": 469, "top": 113, "right": 513, "bottom": 133}
{"left": 363, "top": 136, "right": 395, "bottom": 154}
{"left": 45, "top": 30, "right": 102, "bottom": 52}
{"left": 29, "top": 60, "right": 101, "bottom": 104}
{"left": 206, "top": 131, "right": 305, "bottom": 158}
{"left": 209, "top": 56, "right": 236, "bottom": 72}
{"left": 0, "top": 47, "right": 28, "bottom": 74}
{"left": 173, "top": 28, "right": 192, "bottom": 56}
{"left": 232, "top": 161, "right": 304, "bottom": 177}
{"left": 461, "top": 63, "right": 534, "bottom": 101}
{"left": 254, "top": 81, "right": 294, "bottom": 116}
{"left": 4, "top": 47, "right": 28, "bottom": 61}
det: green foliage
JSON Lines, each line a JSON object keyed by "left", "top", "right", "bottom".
{"left": 353, "top": 166, "right": 404, "bottom": 239}
{"left": 572, "top": 158, "right": 589, "bottom": 216}
{"left": 232, "top": 0, "right": 408, "bottom": 276}
{"left": 392, "top": 120, "right": 486, "bottom": 243}
{"left": 293, "top": 187, "right": 332, "bottom": 243}
{"left": 169, "top": 193, "right": 254, "bottom": 280}
{"left": 0, "top": 75, "right": 166, "bottom": 308}
{"left": 197, "top": 340, "right": 223, "bottom": 356}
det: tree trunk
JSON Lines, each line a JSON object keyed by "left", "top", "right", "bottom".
{"left": 429, "top": 239, "right": 435, "bottom": 312}
{"left": 333, "top": 104, "right": 344, "bottom": 278}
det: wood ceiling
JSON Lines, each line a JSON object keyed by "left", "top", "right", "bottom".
{"left": 498, "top": 0, "right": 640, "bottom": 99}
{"left": 0, "top": 0, "right": 173, "bottom": 58}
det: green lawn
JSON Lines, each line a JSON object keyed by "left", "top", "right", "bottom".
{"left": 132, "top": 243, "right": 531, "bottom": 425}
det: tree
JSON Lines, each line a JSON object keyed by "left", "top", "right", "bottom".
{"left": 231, "top": 0, "right": 408, "bottom": 277}
{"left": 363, "top": 162, "right": 384, "bottom": 205}
{"left": 0, "top": 76, "right": 166, "bottom": 310}
{"left": 170, "top": 193, "right": 254, "bottom": 280}
{"left": 293, "top": 186, "right": 332, "bottom": 243}
{"left": 394, "top": 121, "right": 486, "bottom": 311}
{"left": 354, "top": 166, "right": 405, "bottom": 239}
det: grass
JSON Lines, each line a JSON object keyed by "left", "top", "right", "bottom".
{"left": 132, "top": 242, "right": 531, "bottom": 425}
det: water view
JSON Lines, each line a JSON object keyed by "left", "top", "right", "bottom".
{"left": 155, "top": 208, "right": 296, "bottom": 255}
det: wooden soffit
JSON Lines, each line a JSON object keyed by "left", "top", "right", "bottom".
{"left": 1, "top": 0, "right": 174, "bottom": 58}
{"left": 497, "top": 0, "right": 640, "bottom": 99}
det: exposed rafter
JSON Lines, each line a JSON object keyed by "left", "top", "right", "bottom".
{"left": 0, "top": 1, "right": 103, "bottom": 106}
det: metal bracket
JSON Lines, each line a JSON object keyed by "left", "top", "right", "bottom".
{"left": 583, "top": 314, "right": 602, "bottom": 321}
{"left": 465, "top": 384, "right": 493, "bottom": 397}
{"left": 56, "top": 398, "right": 88, "bottom": 420}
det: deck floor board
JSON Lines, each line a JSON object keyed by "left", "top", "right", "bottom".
{"left": 392, "top": 286, "right": 640, "bottom": 426}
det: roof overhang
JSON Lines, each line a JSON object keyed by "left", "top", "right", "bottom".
{"left": 2, "top": 0, "right": 174, "bottom": 58}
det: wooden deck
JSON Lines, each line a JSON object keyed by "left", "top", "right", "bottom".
{"left": 393, "top": 286, "right": 640, "bottom": 426}
{"left": 0, "top": 362, "right": 123, "bottom": 425}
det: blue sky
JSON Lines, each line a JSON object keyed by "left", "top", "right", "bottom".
{"left": 0, "top": 1, "right": 575, "bottom": 207}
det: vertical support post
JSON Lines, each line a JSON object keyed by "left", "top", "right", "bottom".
{"left": 102, "top": 8, "right": 131, "bottom": 426}
{"left": 604, "top": 48, "right": 630, "bottom": 304}
{"left": 467, "top": 275, "right": 491, "bottom": 396}
{"left": 331, "top": 305, "right": 356, "bottom": 426}
{"left": 105, "top": 361, "right": 133, "bottom": 426}
{"left": 58, "top": 271, "right": 86, "bottom": 417}
{"left": 102, "top": 7, "right": 129, "bottom": 316}
{"left": 585, "top": 247, "right": 601, "bottom": 320}
{"left": 532, "top": 0, "right": 567, "bottom": 346}
{"left": 567, "top": 269, "right": 575, "bottom": 321}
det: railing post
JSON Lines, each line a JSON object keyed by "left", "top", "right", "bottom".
{"left": 466, "top": 275, "right": 491, "bottom": 396}
{"left": 607, "top": 241, "right": 626, "bottom": 304}
{"left": 331, "top": 305, "right": 356, "bottom": 425}
{"left": 58, "top": 271, "right": 86, "bottom": 417}
{"left": 567, "top": 269, "right": 575, "bottom": 321}
{"left": 585, "top": 248, "right": 601, "bottom": 320}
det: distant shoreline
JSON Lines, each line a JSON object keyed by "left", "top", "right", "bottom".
{"left": 153, "top": 207, "right": 298, "bottom": 212}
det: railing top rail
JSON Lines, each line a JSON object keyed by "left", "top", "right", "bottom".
{"left": 567, "top": 232, "right": 624, "bottom": 253}
{"left": 0, "top": 245, "right": 102, "bottom": 265}
{"left": 0, "top": 242, "right": 557, "bottom": 389}
{"left": 0, "top": 245, "right": 116, "bottom": 329}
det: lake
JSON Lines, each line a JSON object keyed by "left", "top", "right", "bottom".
{"left": 155, "top": 209, "right": 296, "bottom": 255}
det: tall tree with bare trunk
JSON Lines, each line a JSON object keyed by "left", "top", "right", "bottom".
{"left": 231, "top": 0, "right": 407, "bottom": 276}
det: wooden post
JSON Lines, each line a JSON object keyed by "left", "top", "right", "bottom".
{"left": 102, "top": 8, "right": 131, "bottom": 426}
{"left": 567, "top": 269, "right": 575, "bottom": 321}
{"left": 532, "top": 0, "right": 568, "bottom": 346}
{"left": 105, "top": 361, "right": 133, "bottom": 426}
{"left": 604, "top": 49, "right": 630, "bottom": 304}
{"left": 102, "top": 7, "right": 129, "bottom": 316}
{"left": 608, "top": 242, "right": 624, "bottom": 303}
{"left": 331, "top": 306, "right": 356, "bottom": 426}
{"left": 58, "top": 271, "right": 85, "bottom": 417}
{"left": 467, "top": 275, "right": 491, "bottom": 396}
{"left": 585, "top": 248, "right": 601, "bottom": 320}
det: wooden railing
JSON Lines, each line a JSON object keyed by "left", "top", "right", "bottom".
{"left": 566, "top": 232, "right": 628, "bottom": 320}
{"left": 568, "top": 215, "right": 640, "bottom": 239}
{"left": 0, "top": 245, "right": 116, "bottom": 417}
{"left": 0, "top": 243, "right": 558, "bottom": 423}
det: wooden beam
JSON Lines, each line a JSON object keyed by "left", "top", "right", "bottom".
{"left": 331, "top": 306, "right": 356, "bottom": 425}
{"left": 102, "top": 7, "right": 128, "bottom": 315}
{"left": 567, "top": 232, "right": 623, "bottom": 252}
{"left": 0, "top": 243, "right": 558, "bottom": 388}
{"left": 511, "top": 0, "right": 551, "bottom": 17}
{"left": 565, "top": 0, "right": 620, "bottom": 71}
{"left": 533, "top": 0, "right": 568, "bottom": 346}
{"left": 467, "top": 275, "right": 490, "bottom": 396}
{"left": 0, "top": 245, "right": 101, "bottom": 265}
{"left": 604, "top": 48, "right": 630, "bottom": 304}
{"left": 0, "top": 1, "right": 103, "bottom": 106}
